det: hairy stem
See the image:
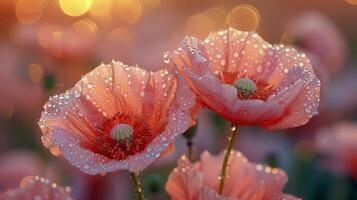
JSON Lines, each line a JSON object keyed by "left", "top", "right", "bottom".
{"left": 129, "top": 172, "right": 145, "bottom": 200}
{"left": 218, "top": 124, "right": 238, "bottom": 195}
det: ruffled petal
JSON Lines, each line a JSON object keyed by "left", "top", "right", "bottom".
{"left": 79, "top": 61, "right": 151, "bottom": 117}
{"left": 179, "top": 67, "right": 284, "bottom": 125}
{"left": 266, "top": 67, "right": 320, "bottom": 129}
{"left": 166, "top": 156, "right": 204, "bottom": 200}
{"left": 203, "top": 28, "right": 314, "bottom": 85}
{"left": 39, "top": 85, "right": 106, "bottom": 155}
{"left": 200, "top": 187, "right": 237, "bottom": 200}
{"left": 167, "top": 150, "right": 299, "bottom": 200}
{"left": 199, "top": 151, "right": 299, "bottom": 200}
{"left": 222, "top": 152, "right": 289, "bottom": 200}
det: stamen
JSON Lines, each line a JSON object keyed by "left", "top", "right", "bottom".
{"left": 234, "top": 77, "right": 257, "bottom": 99}
{"left": 110, "top": 124, "right": 133, "bottom": 142}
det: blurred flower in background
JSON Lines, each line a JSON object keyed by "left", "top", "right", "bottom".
{"left": 0, "top": 43, "right": 44, "bottom": 116}
{"left": 0, "top": 176, "right": 72, "bottom": 200}
{"left": 0, "top": 150, "right": 46, "bottom": 190}
{"left": 316, "top": 122, "right": 357, "bottom": 179}
{"left": 283, "top": 12, "right": 348, "bottom": 80}
{"left": 323, "top": 67, "right": 357, "bottom": 118}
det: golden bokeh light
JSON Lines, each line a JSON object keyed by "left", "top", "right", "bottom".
{"left": 345, "top": 0, "right": 357, "bottom": 5}
{"left": 54, "top": 31, "right": 63, "bottom": 42}
{"left": 59, "top": 0, "right": 94, "bottom": 17}
{"left": 37, "top": 25, "right": 60, "bottom": 48}
{"left": 28, "top": 63, "right": 44, "bottom": 83}
{"left": 15, "top": 0, "right": 47, "bottom": 24}
{"left": 226, "top": 4, "right": 260, "bottom": 31}
{"left": 72, "top": 19, "right": 98, "bottom": 37}
{"left": 115, "top": 0, "right": 142, "bottom": 24}
{"left": 185, "top": 14, "right": 215, "bottom": 38}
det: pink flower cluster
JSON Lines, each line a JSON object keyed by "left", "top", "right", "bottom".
{"left": 34, "top": 28, "right": 320, "bottom": 199}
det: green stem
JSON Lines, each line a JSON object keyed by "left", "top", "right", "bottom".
{"left": 130, "top": 172, "right": 145, "bottom": 200}
{"left": 218, "top": 124, "right": 238, "bottom": 195}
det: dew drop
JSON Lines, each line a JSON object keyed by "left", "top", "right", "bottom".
{"left": 305, "top": 107, "right": 311, "bottom": 113}
{"left": 257, "top": 65, "right": 263, "bottom": 73}
{"left": 83, "top": 164, "right": 90, "bottom": 170}
{"left": 163, "top": 53, "right": 170, "bottom": 64}
{"left": 220, "top": 59, "right": 226, "bottom": 66}
{"left": 140, "top": 91, "right": 145, "bottom": 97}
{"left": 74, "top": 91, "right": 81, "bottom": 98}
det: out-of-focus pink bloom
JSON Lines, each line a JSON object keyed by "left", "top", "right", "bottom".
{"left": 0, "top": 151, "right": 42, "bottom": 190}
{"left": 170, "top": 28, "right": 320, "bottom": 129}
{"left": 0, "top": 176, "right": 72, "bottom": 200}
{"left": 316, "top": 122, "right": 357, "bottom": 179}
{"left": 285, "top": 12, "right": 348, "bottom": 73}
{"left": 166, "top": 150, "right": 299, "bottom": 200}
{"left": 323, "top": 68, "right": 357, "bottom": 118}
{"left": 0, "top": 42, "right": 43, "bottom": 113}
{"left": 38, "top": 61, "right": 195, "bottom": 174}
{"left": 0, "top": 150, "right": 60, "bottom": 191}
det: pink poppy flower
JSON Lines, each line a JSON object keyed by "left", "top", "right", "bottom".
{"left": 316, "top": 122, "right": 357, "bottom": 179}
{"left": 169, "top": 28, "right": 320, "bottom": 129}
{"left": 0, "top": 176, "right": 72, "bottom": 200}
{"left": 38, "top": 61, "right": 195, "bottom": 174}
{"left": 165, "top": 150, "right": 300, "bottom": 200}
{"left": 285, "top": 12, "right": 348, "bottom": 73}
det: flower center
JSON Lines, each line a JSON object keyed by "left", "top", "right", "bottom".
{"left": 110, "top": 123, "right": 133, "bottom": 142}
{"left": 233, "top": 78, "right": 257, "bottom": 99}
{"left": 82, "top": 112, "right": 153, "bottom": 161}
